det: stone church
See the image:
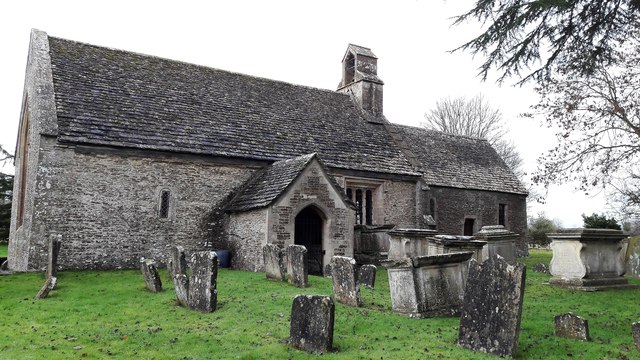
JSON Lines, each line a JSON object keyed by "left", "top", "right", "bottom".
{"left": 8, "top": 29, "right": 527, "bottom": 273}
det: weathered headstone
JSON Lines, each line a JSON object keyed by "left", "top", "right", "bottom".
{"left": 35, "top": 276, "right": 57, "bottom": 299}
{"left": 554, "top": 313, "right": 590, "bottom": 341}
{"left": 626, "top": 237, "right": 640, "bottom": 278}
{"left": 473, "top": 225, "right": 518, "bottom": 263}
{"left": 632, "top": 322, "right": 640, "bottom": 351}
{"left": 330, "top": 256, "right": 361, "bottom": 307}
{"left": 140, "top": 258, "right": 163, "bottom": 292}
{"left": 532, "top": 263, "right": 550, "bottom": 274}
{"left": 188, "top": 251, "right": 218, "bottom": 312}
{"left": 46, "top": 235, "right": 62, "bottom": 289}
{"left": 458, "top": 255, "right": 526, "bottom": 357}
{"left": 263, "top": 244, "right": 286, "bottom": 281}
{"left": 357, "top": 264, "right": 376, "bottom": 289}
{"left": 168, "top": 246, "right": 189, "bottom": 307}
{"left": 383, "top": 252, "right": 473, "bottom": 318}
{"left": 289, "top": 295, "right": 334, "bottom": 354}
{"left": 286, "top": 245, "right": 308, "bottom": 288}
{"left": 548, "top": 228, "right": 636, "bottom": 290}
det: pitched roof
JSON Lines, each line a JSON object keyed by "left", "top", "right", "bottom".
{"left": 388, "top": 124, "right": 528, "bottom": 195}
{"left": 226, "top": 153, "right": 348, "bottom": 212}
{"left": 46, "top": 36, "right": 418, "bottom": 177}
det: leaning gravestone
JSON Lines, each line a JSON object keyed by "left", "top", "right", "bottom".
{"left": 35, "top": 276, "right": 57, "bottom": 299}
{"left": 554, "top": 313, "right": 590, "bottom": 341}
{"left": 357, "top": 264, "right": 377, "bottom": 289}
{"left": 168, "top": 246, "right": 189, "bottom": 307}
{"left": 458, "top": 255, "right": 526, "bottom": 357}
{"left": 140, "top": 258, "right": 163, "bottom": 292}
{"left": 188, "top": 251, "right": 218, "bottom": 312}
{"left": 287, "top": 245, "right": 308, "bottom": 288}
{"left": 46, "top": 234, "right": 62, "bottom": 278}
{"left": 330, "top": 256, "right": 362, "bottom": 307}
{"left": 633, "top": 322, "right": 640, "bottom": 351}
{"left": 263, "top": 244, "right": 286, "bottom": 281}
{"left": 289, "top": 295, "right": 335, "bottom": 354}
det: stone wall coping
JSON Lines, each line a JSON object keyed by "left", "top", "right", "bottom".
{"left": 430, "top": 235, "right": 487, "bottom": 248}
{"left": 548, "top": 228, "right": 627, "bottom": 242}
{"left": 412, "top": 252, "right": 474, "bottom": 267}
{"left": 388, "top": 228, "right": 439, "bottom": 237}
{"left": 381, "top": 252, "right": 473, "bottom": 269}
{"left": 473, "top": 225, "right": 518, "bottom": 240}
{"left": 357, "top": 224, "right": 395, "bottom": 233}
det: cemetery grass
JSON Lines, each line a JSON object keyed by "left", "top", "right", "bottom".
{"left": 0, "top": 242, "right": 7, "bottom": 257}
{"left": 1, "top": 251, "right": 639, "bottom": 359}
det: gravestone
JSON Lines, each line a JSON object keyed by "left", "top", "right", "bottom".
{"left": 458, "top": 255, "right": 526, "bottom": 357}
{"left": 383, "top": 252, "right": 473, "bottom": 318}
{"left": 473, "top": 225, "right": 518, "bottom": 263}
{"left": 554, "top": 313, "right": 590, "bottom": 341}
{"left": 289, "top": 295, "right": 335, "bottom": 353}
{"left": 188, "top": 251, "right": 218, "bottom": 312}
{"left": 286, "top": 245, "right": 308, "bottom": 288}
{"left": 330, "top": 256, "right": 362, "bottom": 307}
{"left": 357, "top": 264, "right": 376, "bottom": 289}
{"left": 140, "top": 258, "right": 163, "bottom": 292}
{"left": 35, "top": 276, "right": 57, "bottom": 299}
{"left": 533, "top": 263, "right": 550, "bottom": 274}
{"left": 633, "top": 322, "right": 640, "bottom": 351}
{"left": 626, "top": 237, "right": 640, "bottom": 278}
{"left": 46, "top": 235, "right": 62, "bottom": 289}
{"left": 263, "top": 244, "right": 286, "bottom": 281}
{"left": 168, "top": 246, "right": 189, "bottom": 307}
{"left": 548, "top": 228, "right": 635, "bottom": 290}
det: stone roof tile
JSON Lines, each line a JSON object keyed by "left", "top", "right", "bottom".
{"left": 47, "top": 36, "right": 418, "bottom": 177}
{"left": 389, "top": 124, "right": 528, "bottom": 195}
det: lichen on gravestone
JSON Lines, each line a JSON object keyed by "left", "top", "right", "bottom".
{"left": 140, "top": 257, "right": 163, "bottom": 292}
{"left": 263, "top": 243, "right": 286, "bottom": 281}
{"left": 554, "top": 313, "right": 590, "bottom": 341}
{"left": 357, "top": 264, "right": 377, "bottom": 289}
{"left": 458, "top": 255, "right": 526, "bottom": 357}
{"left": 330, "top": 256, "right": 362, "bottom": 307}
{"left": 35, "top": 276, "right": 57, "bottom": 299}
{"left": 286, "top": 245, "right": 308, "bottom": 288}
{"left": 168, "top": 246, "right": 189, "bottom": 307}
{"left": 187, "top": 251, "right": 218, "bottom": 312}
{"left": 289, "top": 295, "right": 335, "bottom": 354}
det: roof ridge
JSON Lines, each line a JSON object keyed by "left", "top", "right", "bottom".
{"left": 390, "top": 123, "right": 491, "bottom": 143}
{"left": 47, "top": 35, "right": 348, "bottom": 97}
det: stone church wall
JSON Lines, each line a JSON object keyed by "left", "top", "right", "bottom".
{"left": 381, "top": 180, "right": 417, "bottom": 227}
{"left": 18, "top": 137, "right": 257, "bottom": 270}
{"left": 427, "top": 186, "right": 528, "bottom": 255}
{"left": 227, "top": 209, "right": 268, "bottom": 272}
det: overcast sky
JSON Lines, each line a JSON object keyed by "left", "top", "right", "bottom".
{"left": 1, "top": 0, "right": 609, "bottom": 227}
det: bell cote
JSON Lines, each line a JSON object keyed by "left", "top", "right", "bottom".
{"left": 337, "top": 44, "right": 384, "bottom": 120}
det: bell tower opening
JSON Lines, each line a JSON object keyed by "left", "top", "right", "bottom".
{"left": 294, "top": 206, "right": 325, "bottom": 276}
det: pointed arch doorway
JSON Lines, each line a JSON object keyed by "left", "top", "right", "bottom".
{"left": 294, "top": 206, "right": 325, "bottom": 276}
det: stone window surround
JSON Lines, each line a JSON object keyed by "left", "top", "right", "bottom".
{"left": 156, "top": 187, "right": 176, "bottom": 220}
{"left": 463, "top": 215, "right": 478, "bottom": 236}
{"left": 498, "top": 203, "right": 507, "bottom": 227}
{"left": 343, "top": 177, "right": 384, "bottom": 225}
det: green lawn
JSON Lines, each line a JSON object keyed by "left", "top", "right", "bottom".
{"left": 0, "top": 250, "right": 638, "bottom": 359}
{"left": 0, "top": 242, "right": 7, "bottom": 257}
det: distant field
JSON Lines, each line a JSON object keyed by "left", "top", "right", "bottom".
{"left": 0, "top": 242, "right": 7, "bottom": 257}
{"left": 0, "top": 250, "right": 638, "bottom": 359}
